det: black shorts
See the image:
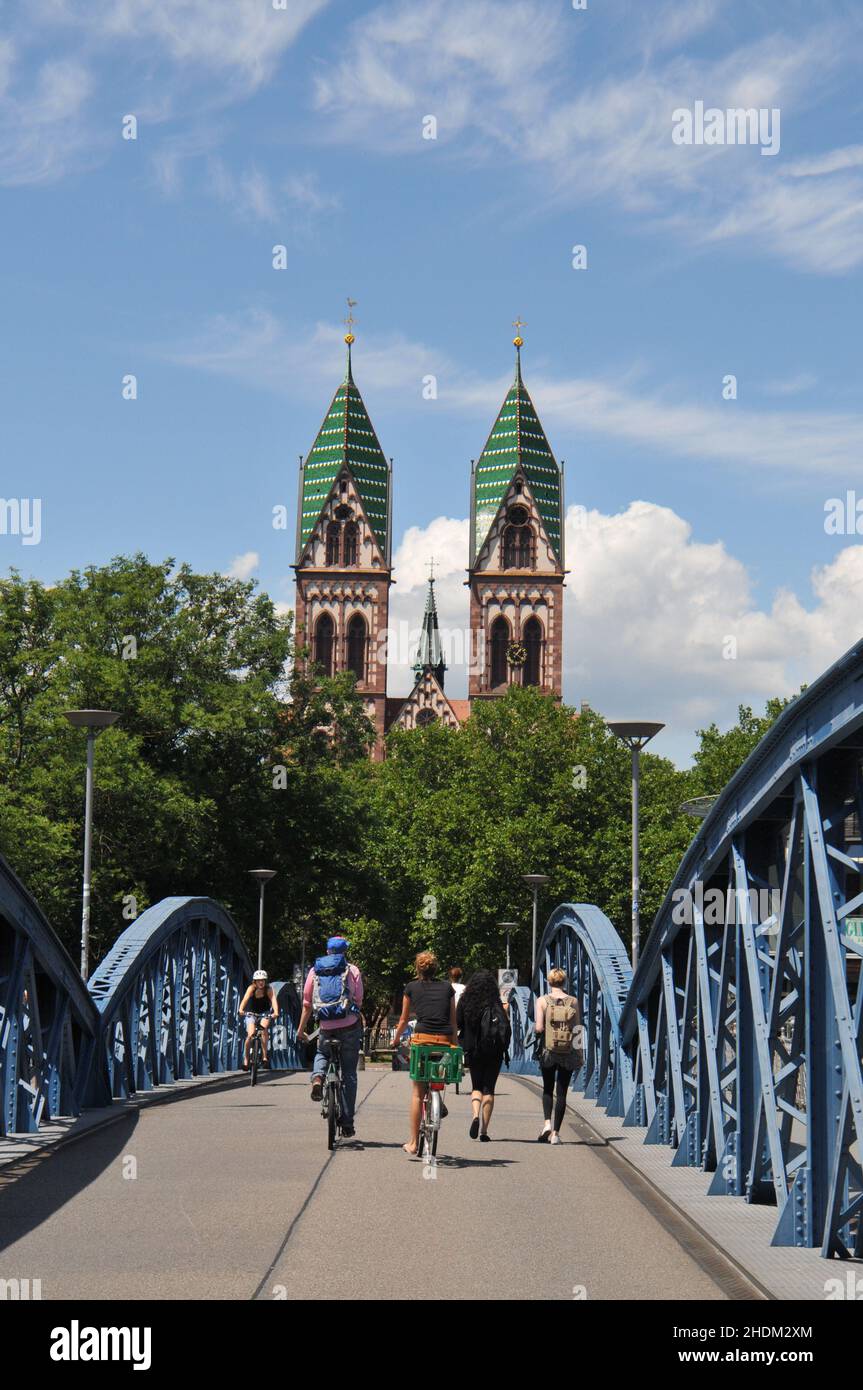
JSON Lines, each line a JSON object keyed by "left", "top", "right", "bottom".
{"left": 468, "top": 1050, "right": 504, "bottom": 1096}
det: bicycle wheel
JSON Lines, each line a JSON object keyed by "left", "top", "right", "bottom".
{"left": 250, "top": 1035, "right": 259, "bottom": 1087}
{"left": 417, "top": 1102, "right": 429, "bottom": 1162}
{"left": 327, "top": 1082, "right": 337, "bottom": 1150}
{"left": 429, "top": 1089, "right": 441, "bottom": 1157}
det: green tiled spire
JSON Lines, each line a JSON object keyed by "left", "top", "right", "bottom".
{"left": 472, "top": 340, "right": 563, "bottom": 563}
{"left": 413, "top": 572, "right": 446, "bottom": 688}
{"left": 298, "top": 339, "right": 390, "bottom": 556}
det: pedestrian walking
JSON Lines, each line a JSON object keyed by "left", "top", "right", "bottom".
{"left": 456, "top": 969, "right": 511, "bottom": 1141}
{"left": 535, "top": 969, "right": 583, "bottom": 1144}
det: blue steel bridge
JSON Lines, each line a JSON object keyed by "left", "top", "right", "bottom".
{"left": 1, "top": 640, "right": 862, "bottom": 1300}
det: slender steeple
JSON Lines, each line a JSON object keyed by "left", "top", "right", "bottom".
{"left": 413, "top": 563, "right": 446, "bottom": 688}
{"left": 471, "top": 322, "right": 563, "bottom": 565}
{"left": 296, "top": 302, "right": 390, "bottom": 559}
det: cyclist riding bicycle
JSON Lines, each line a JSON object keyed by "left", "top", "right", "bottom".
{"left": 392, "top": 951, "right": 457, "bottom": 1157}
{"left": 296, "top": 936, "right": 364, "bottom": 1139}
{"left": 240, "top": 970, "right": 278, "bottom": 1070}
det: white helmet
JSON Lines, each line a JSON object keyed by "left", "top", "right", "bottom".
{"left": 253, "top": 970, "right": 268, "bottom": 981}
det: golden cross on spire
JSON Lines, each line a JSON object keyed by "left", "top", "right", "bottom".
{"left": 344, "top": 298, "right": 357, "bottom": 345}
{"left": 512, "top": 316, "right": 526, "bottom": 347}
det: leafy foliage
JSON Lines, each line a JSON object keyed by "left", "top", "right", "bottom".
{"left": 0, "top": 555, "right": 789, "bottom": 1025}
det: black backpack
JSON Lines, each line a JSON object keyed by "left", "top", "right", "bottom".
{"left": 477, "top": 1004, "right": 506, "bottom": 1054}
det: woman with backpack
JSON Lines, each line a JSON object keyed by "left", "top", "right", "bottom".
{"left": 456, "top": 969, "right": 511, "bottom": 1142}
{"left": 534, "top": 968, "right": 583, "bottom": 1144}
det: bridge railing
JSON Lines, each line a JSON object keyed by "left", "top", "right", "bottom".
{"left": 511, "top": 638, "right": 863, "bottom": 1259}
{"left": 0, "top": 857, "right": 99, "bottom": 1135}
{"left": 268, "top": 980, "right": 304, "bottom": 1070}
{"left": 84, "top": 896, "right": 255, "bottom": 1106}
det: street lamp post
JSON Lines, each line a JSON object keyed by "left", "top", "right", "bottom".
{"left": 63, "top": 710, "right": 120, "bottom": 981}
{"left": 498, "top": 922, "right": 518, "bottom": 970}
{"left": 247, "top": 870, "right": 277, "bottom": 970}
{"left": 522, "top": 874, "right": 550, "bottom": 980}
{"left": 606, "top": 721, "right": 665, "bottom": 971}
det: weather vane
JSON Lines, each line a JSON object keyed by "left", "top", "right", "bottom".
{"left": 344, "top": 298, "right": 357, "bottom": 345}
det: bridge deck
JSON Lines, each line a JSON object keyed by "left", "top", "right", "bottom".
{"left": 0, "top": 1069, "right": 738, "bottom": 1301}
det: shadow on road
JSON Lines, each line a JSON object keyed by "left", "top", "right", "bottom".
{"left": 0, "top": 1073, "right": 254, "bottom": 1255}
{"left": 429, "top": 1155, "right": 514, "bottom": 1169}
{"left": 0, "top": 1111, "right": 140, "bottom": 1255}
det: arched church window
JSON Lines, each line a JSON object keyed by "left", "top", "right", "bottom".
{"left": 490, "top": 616, "right": 509, "bottom": 689}
{"left": 347, "top": 614, "right": 367, "bottom": 682}
{"left": 416, "top": 709, "right": 436, "bottom": 728}
{"left": 325, "top": 522, "right": 340, "bottom": 566}
{"left": 523, "top": 616, "right": 543, "bottom": 687}
{"left": 503, "top": 520, "right": 533, "bottom": 569}
{"left": 343, "top": 522, "right": 358, "bottom": 565}
{"left": 314, "top": 613, "right": 335, "bottom": 676}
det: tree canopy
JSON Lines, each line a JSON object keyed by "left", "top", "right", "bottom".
{"left": 0, "top": 555, "right": 788, "bottom": 1023}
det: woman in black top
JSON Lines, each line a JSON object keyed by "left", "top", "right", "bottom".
{"left": 456, "top": 970, "right": 511, "bottom": 1141}
{"left": 392, "top": 951, "right": 456, "bottom": 1157}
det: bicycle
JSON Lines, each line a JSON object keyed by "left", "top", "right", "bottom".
{"left": 411, "top": 1043, "right": 464, "bottom": 1164}
{"left": 244, "top": 1012, "right": 272, "bottom": 1087}
{"left": 307, "top": 1029, "right": 346, "bottom": 1150}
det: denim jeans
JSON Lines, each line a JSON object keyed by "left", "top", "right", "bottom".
{"left": 312, "top": 1021, "right": 362, "bottom": 1125}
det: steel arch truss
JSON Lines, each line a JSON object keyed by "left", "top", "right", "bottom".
{"left": 268, "top": 981, "right": 304, "bottom": 1071}
{"left": 85, "top": 897, "right": 253, "bottom": 1105}
{"left": 618, "top": 639, "right": 863, "bottom": 1257}
{"left": 509, "top": 904, "right": 635, "bottom": 1115}
{"left": 0, "top": 857, "right": 98, "bottom": 1136}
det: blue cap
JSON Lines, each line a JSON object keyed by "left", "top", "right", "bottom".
{"left": 327, "top": 935, "right": 349, "bottom": 953}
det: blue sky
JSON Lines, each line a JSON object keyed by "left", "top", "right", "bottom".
{"left": 2, "top": 0, "right": 863, "bottom": 763}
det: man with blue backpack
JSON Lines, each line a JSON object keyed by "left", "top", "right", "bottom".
{"left": 296, "top": 936, "right": 364, "bottom": 1138}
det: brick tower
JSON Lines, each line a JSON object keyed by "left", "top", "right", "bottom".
{"left": 293, "top": 323, "right": 393, "bottom": 754}
{"left": 468, "top": 330, "right": 565, "bottom": 704}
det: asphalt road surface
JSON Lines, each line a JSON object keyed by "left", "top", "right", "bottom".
{"left": 0, "top": 1069, "right": 730, "bottom": 1300}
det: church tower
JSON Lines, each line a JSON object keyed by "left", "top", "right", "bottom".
{"left": 293, "top": 317, "right": 392, "bottom": 753}
{"left": 468, "top": 329, "right": 565, "bottom": 704}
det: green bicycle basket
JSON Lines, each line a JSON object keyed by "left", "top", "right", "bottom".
{"left": 409, "top": 1043, "right": 464, "bottom": 1084}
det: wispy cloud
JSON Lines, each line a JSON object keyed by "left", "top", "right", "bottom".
{"left": 164, "top": 309, "right": 451, "bottom": 396}
{"left": 0, "top": 51, "right": 95, "bottom": 185}
{"left": 0, "top": 0, "right": 330, "bottom": 186}
{"left": 312, "top": 0, "right": 863, "bottom": 274}
{"left": 37, "top": 0, "right": 330, "bottom": 89}
{"left": 163, "top": 308, "right": 863, "bottom": 478}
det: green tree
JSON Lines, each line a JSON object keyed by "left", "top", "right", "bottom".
{"left": 691, "top": 697, "right": 792, "bottom": 796}
{"left": 0, "top": 556, "right": 376, "bottom": 970}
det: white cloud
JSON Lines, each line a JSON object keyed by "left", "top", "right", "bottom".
{"left": 384, "top": 502, "right": 863, "bottom": 764}
{"left": 760, "top": 372, "right": 818, "bottom": 397}
{"left": 165, "top": 309, "right": 452, "bottom": 399}
{"left": 283, "top": 172, "right": 340, "bottom": 215}
{"left": 312, "top": 0, "right": 863, "bottom": 273}
{"left": 40, "top": 0, "right": 329, "bottom": 87}
{"left": 164, "top": 309, "right": 863, "bottom": 478}
{"left": 226, "top": 550, "right": 259, "bottom": 581}
{"left": 0, "top": 54, "right": 95, "bottom": 185}
{"left": 0, "top": 0, "right": 328, "bottom": 186}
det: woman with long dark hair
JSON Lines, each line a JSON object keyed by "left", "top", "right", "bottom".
{"left": 456, "top": 969, "right": 511, "bottom": 1141}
